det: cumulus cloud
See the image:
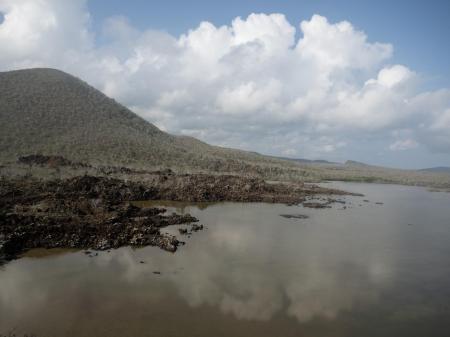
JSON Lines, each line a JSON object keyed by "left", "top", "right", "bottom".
{"left": 389, "top": 139, "right": 419, "bottom": 151}
{"left": 296, "top": 15, "right": 392, "bottom": 71}
{"left": 0, "top": 0, "right": 449, "bottom": 164}
{"left": 0, "top": 0, "right": 92, "bottom": 67}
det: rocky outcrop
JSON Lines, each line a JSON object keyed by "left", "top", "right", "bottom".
{"left": 0, "top": 177, "right": 200, "bottom": 262}
{"left": 0, "top": 172, "right": 352, "bottom": 263}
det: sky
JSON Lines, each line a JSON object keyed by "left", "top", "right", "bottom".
{"left": 0, "top": 0, "right": 449, "bottom": 169}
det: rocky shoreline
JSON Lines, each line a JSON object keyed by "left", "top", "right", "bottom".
{"left": 0, "top": 175, "right": 197, "bottom": 262}
{"left": 1, "top": 167, "right": 355, "bottom": 263}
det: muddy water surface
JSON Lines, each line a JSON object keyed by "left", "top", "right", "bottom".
{"left": 1, "top": 182, "right": 450, "bottom": 337}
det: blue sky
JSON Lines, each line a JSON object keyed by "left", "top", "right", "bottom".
{"left": 1, "top": 0, "right": 450, "bottom": 168}
{"left": 87, "top": 0, "right": 450, "bottom": 90}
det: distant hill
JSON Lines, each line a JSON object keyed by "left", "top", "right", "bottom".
{"left": 419, "top": 167, "right": 450, "bottom": 174}
{"left": 279, "top": 157, "right": 339, "bottom": 165}
{"left": 345, "top": 160, "right": 371, "bottom": 167}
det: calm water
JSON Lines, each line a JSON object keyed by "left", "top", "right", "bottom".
{"left": 1, "top": 182, "right": 450, "bottom": 337}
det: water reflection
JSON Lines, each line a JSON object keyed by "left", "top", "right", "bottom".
{"left": 1, "top": 183, "right": 450, "bottom": 336}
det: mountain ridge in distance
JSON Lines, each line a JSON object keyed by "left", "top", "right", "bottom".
{"left": 275, "top": 156, "right": 340, "bottom": 165}
{"left": 419, "top": 167, "right": 450, "bottom": 174}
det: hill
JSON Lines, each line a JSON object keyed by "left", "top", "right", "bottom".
{"left": 345, "top": 160, "right": 371, "bottom": 167}
{"left": 1, "top": 68, "right": 449, "bottom": 188}
{"left": 0, "top": 68, "right": 303, "bottom": 177}
{"left": 277, "top": 157, "right": 339, "bottom": 165}
{"left": 419, "top": 167, "right": 450, "bottom": 174}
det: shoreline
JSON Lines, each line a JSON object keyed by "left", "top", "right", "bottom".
{"left": 0, "top": 172, "right": 355, "bottom": 263}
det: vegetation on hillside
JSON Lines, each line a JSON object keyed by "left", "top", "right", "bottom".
{"left": 1, "top": 68, "right": 449, "bottom": 188}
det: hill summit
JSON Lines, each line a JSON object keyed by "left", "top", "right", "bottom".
{"left": 0, "top": 68, "right": 181, "bottom": 166}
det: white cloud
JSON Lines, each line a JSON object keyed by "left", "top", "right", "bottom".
{"left": 375, "top": 65, "right": 414, "bottom": 88}
{"left": 1, "top": 0, "right": 450, "bottom": 164}
{"left": 430, "top": 108, "right": 450, "bottom": 131}
{"left": 389, "top": 139, "right": 419, "bottom": 151}
{"left": 216, "top": 80, "right": 282, "bottom": 115}
{"left": 296, "top": 14, "right": 392, "bottom": 71}
{"left": 0, "top": 0, "right": 92, "bottom": 67}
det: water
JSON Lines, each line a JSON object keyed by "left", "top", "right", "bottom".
{"left": 1, "top": 182, "right": 450, "bottom": 337}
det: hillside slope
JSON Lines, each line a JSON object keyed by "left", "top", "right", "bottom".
{"left": 0, "top": 68, "right": 170, "bottom": 164}
{"left": 1, "top": 68, "right": 449, "bottom": 188}
{"left": 0, "top": 68, "right": 298, "bottom": 175}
